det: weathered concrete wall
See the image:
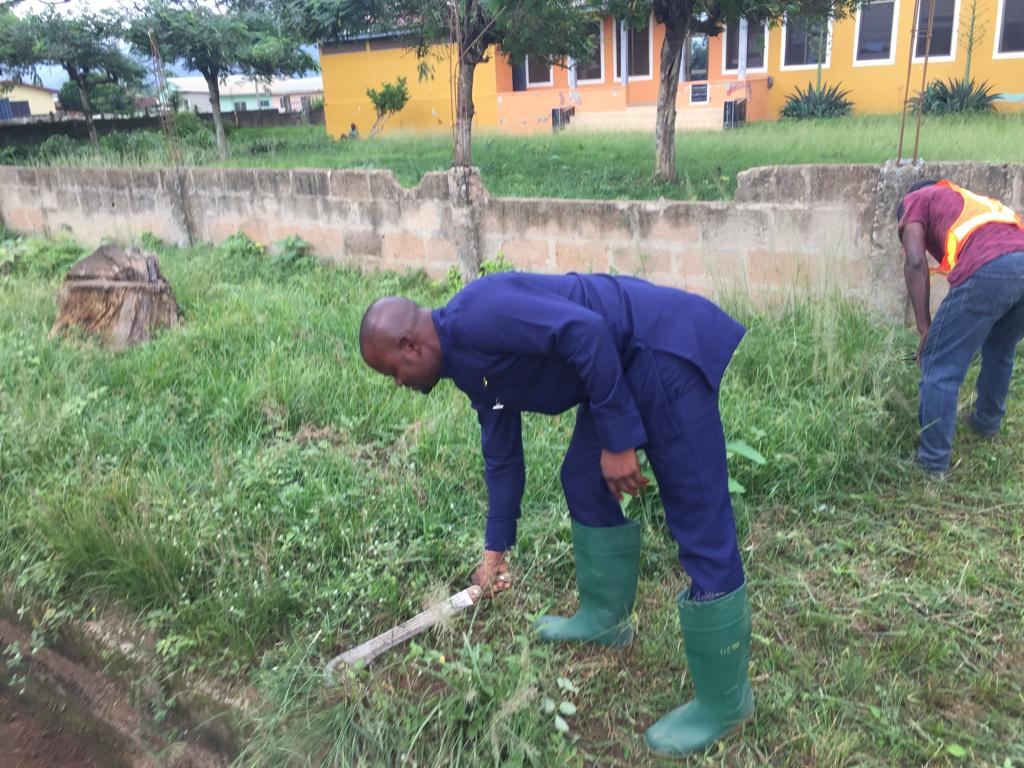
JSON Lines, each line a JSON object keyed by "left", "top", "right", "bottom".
{"left": 2, "top": 162, "right": 1023, "bottom": 323}
{"left": 0, "top": 165, "right": 466, "bottom": 277}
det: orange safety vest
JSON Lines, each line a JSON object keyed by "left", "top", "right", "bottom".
{"left": 931, "top": 179, "right": 1024, "bottom": 276}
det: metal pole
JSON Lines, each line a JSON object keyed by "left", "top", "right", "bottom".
{"left": 897, "top": 0, "right": 924, "bottom": 163}
{"left": 147, "top": 27, "right": 182, "bottom": 168}
{"left": 912, "top": 0, "right": 938, "bottom": 163}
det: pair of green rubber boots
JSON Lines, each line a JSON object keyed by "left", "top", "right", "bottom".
{"left": 535, "top": 519, "right": 754, "bottom": 758}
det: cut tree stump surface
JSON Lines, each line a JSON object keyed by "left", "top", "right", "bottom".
{"left": 50, "top": 245, "right": 183, "bottom": 350}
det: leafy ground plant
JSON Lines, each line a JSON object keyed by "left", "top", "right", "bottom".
{"left": 780, "top": 82, "right": 853, "bottom": 120}
{"left": 916, "top": 77, "right": 999, "bottom": 115}
{"left": 0, "top": 234, "right": 1021, "bottom": 766}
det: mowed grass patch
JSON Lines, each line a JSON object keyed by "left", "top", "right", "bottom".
{"left": 13, "top": 111, "right": 1024, "bottom": 200}
{"left": 0, "top": 231, "right": 1022, "bottom": 766}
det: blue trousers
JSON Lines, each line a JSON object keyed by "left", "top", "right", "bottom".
{"left": 559, "top": 355, "right": 746, "bottom": 598}
{"left": 919, "top": 251, "right": 1024, "bottom": 472}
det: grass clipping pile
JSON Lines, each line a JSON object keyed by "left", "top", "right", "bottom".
{"left": 50, "top": 245, "right": 182, "bottom": 349}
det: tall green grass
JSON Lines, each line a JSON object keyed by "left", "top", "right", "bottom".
{"left": 1, "top": 232, "right": 1021, "bottom": 766}
{"left": 6, "top": 111, "right": 1024, "bottom": 200}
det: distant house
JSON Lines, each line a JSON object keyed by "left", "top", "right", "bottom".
{"left": 166, "top": 75, "right": 323, "bottom": 114}
{"left": 0, "top": 81, "right": 57, "bottom": 120}
{"left": 134, "top": 95, "right": 160, "bottom": 112}
{"left": 273, "top": 76, "right": 324, "bottom": 114}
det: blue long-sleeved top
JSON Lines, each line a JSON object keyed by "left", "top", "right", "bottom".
{"left": 431, "top": 272, "right": 745, "bottom": 551}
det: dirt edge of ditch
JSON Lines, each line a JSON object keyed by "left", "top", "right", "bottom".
{"left": 0, "top": 609, "right": 253, "bottom": 768}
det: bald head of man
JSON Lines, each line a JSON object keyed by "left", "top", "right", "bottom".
{"left": 359, "top": 296, "right": 443, "bottom": 394}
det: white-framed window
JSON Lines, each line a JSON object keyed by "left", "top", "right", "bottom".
{"left": 689, "top": 83, "right": 710, "bottom": 103}
{"left": 258, "top": 98, "right": 271, "bottom": 108}
{"left": 682, "top": 33, "right": 709, "bottom": 81}
{"left": 575, "top": 19, "right": 605, "bottom": 83}
{"left": 853, "top": 0, "right": 900, "bottom": 66}
{"left": 912, "top": 0, "right": 960, "bottom": 62}
{"left": 994, "top": 0, "right": 1024, "bottom": 58}
{"left": 781, "top": 15, "right": 832, "bottom": 70}
{"left": 722, "top": 20, "right": 769, "bottom": 73}
{"left": 613, "top": 15, "right": 654, "bottom": 80}
{"left": 525, "top": 56, "right": 553, "bottom": 87}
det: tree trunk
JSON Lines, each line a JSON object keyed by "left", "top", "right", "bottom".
{"left": 204, "top": 72, "right": 229, "bottom": 161}
{"left": 453, "top": 51, "right": 477, "bottom": 168}
{"left": 77, "top": 80, "right": 98, "bottom": 146}
{"left": 50, "top": 245, "right": 183, "bottom": 350}
{"left": 654, "top": 19, "right": 686, "bottom": 183}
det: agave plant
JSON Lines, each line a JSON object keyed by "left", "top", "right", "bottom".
{"left": 780, "top": 82, "right": 853, "bottom": 120}
{"left": 915, "top": 77, "right": 998, "bottom": 115}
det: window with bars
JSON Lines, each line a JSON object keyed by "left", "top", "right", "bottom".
{"left": 525, "top": 56, "right": 553, "bottom": 86}
{"left": 724, "top": 22, "right": 767, "bottom": 70}
{"left": 614, "top": 19, "right": 652, "bottom": 78}
{"left": 997, "top": 0, "right": 1024, "bottom": 54}
{"left": 914, "top": 0, "right": 957, "bottom": 58}
{"left": 784, "top": 16, "right": 830, "bottom": 67}
{"left": 576, "top": 20, "right": 604, "bottom": 81}
{"left": 685, "top": 34, "right": 709, "bottom": 81}
{"left": 856, "top": 0, "right": 897, "bottom": 62}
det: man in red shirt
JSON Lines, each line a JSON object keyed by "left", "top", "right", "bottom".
{"left": 898, "top": 179, "right": 1024, "bottom": 476}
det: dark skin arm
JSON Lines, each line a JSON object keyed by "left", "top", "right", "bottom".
{"left": 471, "top": 449, "right": 648, "bottom": 598}
{"left": 901, "top": 221, "right": 932, "bottom": 365}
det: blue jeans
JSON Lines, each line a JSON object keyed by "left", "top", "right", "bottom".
{"left": 918, "top": 251, "right": 1024, "bottom": 472}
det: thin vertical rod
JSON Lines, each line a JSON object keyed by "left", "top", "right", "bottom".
{"left": 912, "top": 0, "right": 938, "bottom": 163}
{"left": 897, "top": 0, "right": 924, "bottom": 163}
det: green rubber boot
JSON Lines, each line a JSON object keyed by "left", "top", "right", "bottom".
{"left": 645, "top": 584, "right": 755, "bottom": 757}
{"left": 534, "top": 519, "right": 641, "bottom": 647}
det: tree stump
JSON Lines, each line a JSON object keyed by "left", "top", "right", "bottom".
{"left": 50, "top": 245, "right": 183, "bottom": 350}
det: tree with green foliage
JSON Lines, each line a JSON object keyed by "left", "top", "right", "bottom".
{"left": 366, "top": 76, "right": 409, "bottom": 136}
{"left": 57, "top": 77, "right": 138, "bottom": 116}
{"left": 288, "top": 0, "right": 596, "bottom": 167}
{"left": 129, "top": 0, "right": 315, "bottom": 160}
{"left": 18, "top": 10, "right": 145, "bottom": 145}
{"left": 611, "top": 0, "right": 864, "bottom": 182}
{"left": 0, "top": 10, "right": 26, "bottom": 83}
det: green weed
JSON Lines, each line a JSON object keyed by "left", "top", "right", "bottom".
{"left": 6, "top": 112, "right": 1024, "bottom": 200}
{"left": 0, "top": 234, "right": 1021, "bottom": 766}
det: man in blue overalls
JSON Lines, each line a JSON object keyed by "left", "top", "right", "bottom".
{"left": 359, "top": 272, "right": 753, "bottom": 756}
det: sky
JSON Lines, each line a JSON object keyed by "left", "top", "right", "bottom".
{"left": 11, "top": 0, "right": 319, "bottom": 90}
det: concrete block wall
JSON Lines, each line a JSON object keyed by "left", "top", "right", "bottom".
{"left": 180, "top": 167, "right": 460, "bottom": 278}
{"left": 0, "top": 166, "right": 460, "bottom": 279}
{"left": 2, "top": 162, "right": 1023, "bottom": 323}
{"left": 480, "top": 196, "right": 869, "bottom": 300}
{"left": 0, "top": 167, "right": 191, "bottom": 246}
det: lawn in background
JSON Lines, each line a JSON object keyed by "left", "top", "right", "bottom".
{"left": 9, "top": 111, "right": 1024, "bottom": 200}
{"left": 1, "top": 229, "right": 1022, "bottom": 766}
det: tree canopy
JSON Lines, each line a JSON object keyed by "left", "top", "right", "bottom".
{"left": 129, "top": 0, "right": 316, "bottom": 159}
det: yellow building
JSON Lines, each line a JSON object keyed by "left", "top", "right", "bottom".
{"left": 0, "top": 81, "right": 57, "bottom": 119}
{"left": 320, "top": 1, "right": 1024, "bottom": 136}
{"left": 319, "top": 33, "right": 498, "bottom": 139}
{"left": 762, "top": 0, "right": 1024, "bottom": 116}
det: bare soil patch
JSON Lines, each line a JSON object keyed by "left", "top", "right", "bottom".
{"left": 0, "top": 689, "right": 113, "bottom": 768}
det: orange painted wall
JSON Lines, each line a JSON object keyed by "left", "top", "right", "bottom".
{"left": 491, "top": 16, "right": 759, "bottom": 131}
